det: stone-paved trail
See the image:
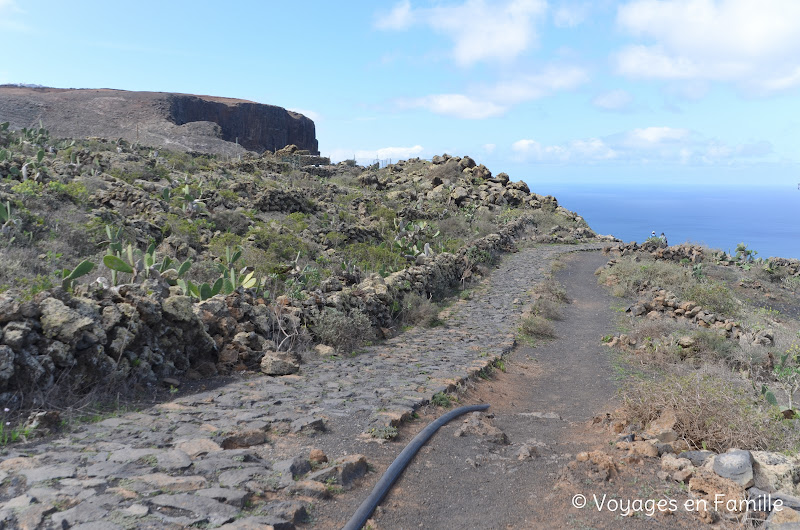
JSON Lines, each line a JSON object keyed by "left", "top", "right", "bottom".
{"left": 0, "top": 241, "right": 600, "bottom": 529}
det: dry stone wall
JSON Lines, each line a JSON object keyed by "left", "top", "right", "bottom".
{"left": 0, "top": 215, "right": 538, "bottom": 410}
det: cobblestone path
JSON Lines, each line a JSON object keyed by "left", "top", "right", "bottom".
{"left": 0, "top": 242, "right": 601, "bottom": 529}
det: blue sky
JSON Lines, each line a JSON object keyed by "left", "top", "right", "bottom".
{"left": 2, "top": 0, "right": 799, "bottom": 187}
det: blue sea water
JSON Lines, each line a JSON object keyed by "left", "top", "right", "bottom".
{"left": 536, "top": 184, "right": 800, "bottom": 260}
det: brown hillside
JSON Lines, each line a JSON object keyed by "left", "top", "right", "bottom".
{"left": 0, "top": 86, "right": 318, "bottom": 156}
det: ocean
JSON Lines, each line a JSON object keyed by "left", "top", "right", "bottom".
{"left": 535, "top": 184, "right": 800, "bottom": 260}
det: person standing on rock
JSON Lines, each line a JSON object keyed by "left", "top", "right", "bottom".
{"left": 660, "top": 232, "right": 668, "bottom": 246}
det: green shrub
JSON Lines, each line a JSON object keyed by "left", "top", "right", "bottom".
{"left": 498, "top": 207, "right": 527, "bottom": 225}
{"left": 519, "top": 314, "right": 555, "bottom": 339}
{"left": 533, "top": 277, "right": 568, "bottom": 303}
{"left": 689, "top": 329, "right": 735, "bottom": 359}
{"left": 46, "top": 181, "right": 89, "bottom": 204}
{"left": 284, "top": 212, "right": 309, "bottom": 232}
{"left": 465, "top": 246, "right": 493, "bottom": 265}
{"left": 166, "top": 215, "right": 215, "bottom": 247}
{"left": 533, "top": 298, "right": 564, "bottom": 321}
{"left": 218, "top": 189, "right": 239, "bottom": 202}
{"left": 681, "top": 281, "right": 739, "bottom": 317}
{"left": 311, "top": 308, "right": 373, "bottom": 354}
{"left": 367, "top": 425, "right": 398, "bottom": 440}
{"left": 248, "top": 225, "right": 309, "bottom": 262}
{"left": 431, "top": 392, "right": 452, "bottom": 408}
{"left": 438, "top": 237, "right": 464, "bottom": 254}
{"left": 210, "top": 209, "right": 250, "bottom": 235}
{"left": 597, "top": 257, "right": 690, "bottom": 297}
{"left": 11, "top": 180, "right": 42, "bottom": 196}
{"left": 341, "top": 242, "right": 404, "bottom": 274}
{"left": 397, "top": 292, "right": 442, "bottom": 327}
{"left": 208, "top": 232, "right": 244, "bottom": 258}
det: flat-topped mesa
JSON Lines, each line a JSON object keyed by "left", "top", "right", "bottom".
{"left": 0, "top": 86, "right": 318, "bottom": 156}
{"left": 166, "top": 94, "right": 318, "bottom": 154}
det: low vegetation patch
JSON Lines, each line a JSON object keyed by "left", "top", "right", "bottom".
{"left": 597, "top": 256, "right": 691, "bottom": 297}
{"left": 311, "top": 308, "right": 373, "bottom": 354}
{"left": 396, "top": 292, "right": 443, "bottom": 328}
{"left": 519, "top": 314, "right": 556, "bottom": 340}
{"left": 681, "top": 280, "right": 739, "bottom": 317}
{"left": 621, "top": 371, "right": 783, "bottom": 452}
{"left": 601, "top": 242, "right": 800, "bottom": 458}
{"left": 532, "top": 298, "right": 564, "bottom": 321}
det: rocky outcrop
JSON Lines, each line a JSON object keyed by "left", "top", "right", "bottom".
{"left": 167, "top": 94, "right": 318, "bottom": 154}
{"left": 0, "top": 86, "right": 318, "bottom": 156}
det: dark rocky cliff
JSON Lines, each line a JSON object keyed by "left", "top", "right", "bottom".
{"left": 0, "top": 86, "right": 318, "bottom": 156}
{"left": 167, "top": 95, "right": 317, "bottom": 154}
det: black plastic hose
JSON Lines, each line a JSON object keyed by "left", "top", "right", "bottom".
{"left": 342, "top": 403, "right": 491, "bottom": 530}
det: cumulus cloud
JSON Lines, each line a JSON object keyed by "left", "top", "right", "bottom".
{"left": 513, "top": 138, "right": 616, "bottom": 161}
{"left": 552, "top": 2, "right": 589, "bottom": 28}
{"left": 512, "top": 127, "right": 772, "bottom": 164}
{"left": 374, "top": 0, "right": 414, "bottom": 30}
{"left": 615, "top": 0, "right": 800, "bottom": 92}
{"left": 592, "top": 89, "right": 634, "bottom": 111}
{"left": 482, "top": 65, "right": 588, "bottom": 104}
{"left": 400, "top": 64, "right": 587, "bottom": 119}
{"left": 626, "top": 126, "right": 689, "bottom": 144}
{"left": 483, "top": 143, "right": 497, "bottom": 153}
{"left": 375, "top": 0, "right": 547, "bottom": 66}
{"left": 327, "top": 145, "right": 425, "bottom": 164}
{"left": 400, "top": 94, "right": 507, "bottom": 119}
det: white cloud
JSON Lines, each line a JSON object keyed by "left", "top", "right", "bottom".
{"left": 327, "top": 145, "right": 425, "bottom": 163}
{"left": 571, "top": 138, "right": 618, "bottom": 159}
{"left": 0, "top": 0, "right": 27, "bottom": 32}
{"left": 512, "top": 127, "right": 772, "bottom": 164}
{"left": 512, "top": 138, "right": 616, "bottom": 161}
{"left": 592, "top": 89, "right": 634, "bottom": 111}
{"left": 374, "top": 0, "right": 413, "bottom": 30}
{"left": 482, "top": 143, "right": 496, "bottom": 153}
{"left": 615, "top": 45, "right": 699, "bottom": 80}
{"left": 553, "top": 2, "right": 589, "bottom": 27}
{"left": 400, "top": 94, "right": 507, "bottom": 119}
{"left": 627, "top": 126, "right": 689, "bottom": 144}
{"left": 0, "top": 0, "right": 21, "bottom": 12}
{"left": 482, "top": 65, "right": 588, "bottom": 104}
{"left": 759, "top": 66, "right": 800, "bottom": 92}
{"left": 375, "top": 0, "right": 547, "bottom": 66}
{"left": 401, "top": 63, "right": 587, "bottom": 119}
{"left": 615, "top": 0, "right": 800, "bottom": 92}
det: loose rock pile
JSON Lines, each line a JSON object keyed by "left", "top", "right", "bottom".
{"left": 588, "top": 410, "right": 800, "bottom": 525}
{"left": 607, "top": 241, "right": 800, "bottom": 276}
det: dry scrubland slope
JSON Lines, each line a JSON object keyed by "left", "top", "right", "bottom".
{"left": 0, "top": 119, "right": 600, "bottom": 412}
{"left": 598, "top": 240, "right": 800, "bottom": 453}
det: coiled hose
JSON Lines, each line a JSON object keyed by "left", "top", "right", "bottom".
{"left": 342, "top": 403, "right": 491, "bottom": 530}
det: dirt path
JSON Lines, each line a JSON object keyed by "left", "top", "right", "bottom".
{"left": 340, "top": 251, "right": 703, "bottom": 530}
{"left": 341, "top": 251, "right": 617, "bottom": 529}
